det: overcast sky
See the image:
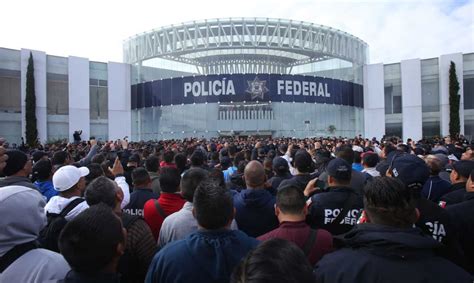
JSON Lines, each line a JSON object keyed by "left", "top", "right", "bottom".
{"left": 1, "top": 0, "right": 472, "bottom": 64}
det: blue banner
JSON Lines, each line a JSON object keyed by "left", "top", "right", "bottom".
{"left": 131, "top": 74, "right": 363, "bottom": 109}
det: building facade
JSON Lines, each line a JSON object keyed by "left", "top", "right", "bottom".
{"left": 0, "top": 18, "right": 472, "bottom": 143}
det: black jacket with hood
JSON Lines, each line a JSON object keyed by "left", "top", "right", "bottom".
{"left": 315, "top": 224, "right": 472, "bottom": 283}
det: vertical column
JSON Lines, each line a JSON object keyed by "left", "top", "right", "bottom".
{"left": 439, "top": 53, "right": 464, "bottom": 136}
{"left": 21, "top": 49, "right": 47, "bottom": 143}
{"left": 363, "top": 63, "right": 385, "bottom": 140}
{"left": 68, "top": 56, "right": 90, "bottom": 141}
{"left": 401, "top": 59, "right": 422, "bottom": 141}
{"left": 108, "top": 62, "right": 131, "bottom": 141}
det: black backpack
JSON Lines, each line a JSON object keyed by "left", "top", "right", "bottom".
{"left": 39, "top": 198, "right": 85, "bottom": 252}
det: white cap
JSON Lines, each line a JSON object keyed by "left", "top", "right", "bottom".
{"left": 53, "top": 165, "right": 90, "bottom": 192}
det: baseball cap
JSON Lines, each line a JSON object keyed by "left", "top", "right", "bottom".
{"left": 53, "top": 165, "right": 90, "bottom": 192}
{"left": 452, "top": 160, "right": 474, "bottom": 179}
{"left": 3, "top": 150, "right": 28, "bottom": 176}
{"left": 32, "top": 150, "right": 48, "bottom": 163}
{"left": 273, "top": 157, "right": 289, "bottom": 172}
{"left": 389, "top": 154, "right": 429, "bottom": 189}
{"left": 326, "top": 158, "right": 352, "bottom": 181}
{"left": 32, "top": 159, "right": 53, "bottom": 181}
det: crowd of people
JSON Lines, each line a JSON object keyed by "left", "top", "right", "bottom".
{"left": 0, "top": 134, "right": 474, "bottom": 282}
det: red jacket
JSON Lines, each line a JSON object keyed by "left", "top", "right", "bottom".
{"left": 143, "top": 193, "right": 186, "bottom": 240}
{"left": 258, "top": 221, "right": 333, "bottom": 265}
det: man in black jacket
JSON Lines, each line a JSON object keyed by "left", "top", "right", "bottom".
{"left": 388, "top": 154, "right": 465, "bottom": 267}
{"left": 278, "top": 150, "right": 315, "bottom": 192}
{"left": 307, "top": 158, "right": 363, "bottom": 236}
{"left": 447, "top": 169, "right": 474, "bottom": 274}
{"left": 315, "top": 177, "right": 471, "bottom": 283}
{"left": 439, "top": 160, "right": 474, "bottom": 206}
{"left": 123, "top": 168, "right": 159, "bottom": 217}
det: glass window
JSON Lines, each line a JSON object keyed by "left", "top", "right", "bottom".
{"left": 421, "top": 58, "right": 440, "bottom": 112}
{"left": 384, "top": 64, "right": 402, "bottom": 114}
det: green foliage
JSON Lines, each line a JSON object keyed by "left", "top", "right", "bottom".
{"left": 327, "top": 125, "right": 336, "bottom": 134}
{"left": 449, "top": 61, "right": 460, "bottom": 138}
{"left": 25, "top": 52, "right": 38, "bottom": 147}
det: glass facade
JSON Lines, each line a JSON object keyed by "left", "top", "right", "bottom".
{"left": 384, "top": 63, "right": 402, "bottom": 137}
{"left": 463, "top": 53, "right": 474, "bottom": 138}
{"left": 133, "top": 102, "right": 364, "bottom": 140}
{"left": 89, "top": 61, "right": 108, "bottom": 141}
{"left": 421, "top": 58, "right": 440, "bottom": 138}
{"left": 0, "top": 48, "right": 21, "bottom": 143}
{"left": 46, "top": 55, "right": 69, "bottom": 141}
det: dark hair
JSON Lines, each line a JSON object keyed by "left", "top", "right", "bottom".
{"left": 32, "top": 159, "right": 52, "bottom": 181}
{"left": 233, "top": 151, "right": 246, "bottom": 167}
{"left": 193, "top": 180, "right": 233, "bottom": 229}
{"left": 363, "top": 177, "right": 417, "bottom": 228}
{"left": 335, "top": 146, "right": 354, "bottom": 164}
{"left": 231, "top": 238, "right": 314, "bottom": 283}
{"left": 84, "top": 176, "right": 117, "bottom": 208}
{"left": 131, "top": 167, "right": 151, "bottom": 187}
{"left": 383, "top": 143, "right": 397, "bottom": 156}
{"left": 425, "top": 156, "right": 441, "bottom": 175}
{"left": 210, "top": 151, "right": 220, "bottom": 162}
{"left": 59, "top": 204, "right": 124, "bottom": 274}
{"left": 362, "top": 153, "right": 379, "bottom": 168}
{"left": 190, "top": 150, "right": 206, "bottom": 167}
{"left": 276, "top": 186, "right": 306, "bottom": 215}
{"left": 162, "top": 150, "right": 174, "bottom": 163}
{"left": 159, "top": 167, "right": 181, "bottom": 193}
{"left": 52, "top": 151, "right": 69, "bottom": 166}
{"left": 145, "top": 155, "right": 160, "bottom": 173}
{"left": 237, "top": 160, "right": 248, "bottom": 174}
{"left": 208, "top": 168, "right": 226, "bottom": 188}
{"left": 174, "top": 153, "right": 187, "bottom": 174}
{"left": 181, "top": 168, "right": 208, "bottom": 202}
{"left": 353, "top": 151, "right": 362, "bottom": 163}
{"left": 91, "top": 154, "right": 106, "bottom": 165}
{"left": 85, "top": 163, "right": 105, "bottom": 185}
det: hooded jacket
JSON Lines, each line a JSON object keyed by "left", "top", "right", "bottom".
{"left": 233, "top": 189, "right": 278, "bottom": 237}
{"left": 440, "top": 182, "right": 467, "bottom": 206}
{"left": 447, "top": 192, "right": 474, "bottom": 274}
{"left": 0, "top": 176, "right": 38, "bottom": 191}
{"left": 0, "top": 186, "right": 70, "bottom": 283}
{"left": 145, "top": 229, "right": 259, "bottom": 283}
{"left": 315, "top": 224, "right": 472, "bottom": 283}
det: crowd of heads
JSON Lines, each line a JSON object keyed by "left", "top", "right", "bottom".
{"left": 1, "top": 132, "right": 474, "bottom": 282}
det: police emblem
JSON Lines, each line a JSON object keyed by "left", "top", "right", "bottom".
{"left": 246, "top": 76, "right": 269, "bottom": 100}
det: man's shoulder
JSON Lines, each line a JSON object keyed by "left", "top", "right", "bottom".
{"left": 441, "top": 188, "right": 465, "bottom": 203}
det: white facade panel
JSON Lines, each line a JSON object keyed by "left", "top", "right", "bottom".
{"left": 21, "top": 49, "right": 47, "bottom": 143}
{"left": 439, "top": 53, "right": 464, "bottom": 136}
{"left": 68, "top": 56, "right": 90, "bottom": 141}
{"left": 108, "top": 62, "right": 131, "bottom": 140}
{"left": 363, "top": 63, "right": 385, "bottom": 139}
{"left": 401, "top": 58, "right": 422, "bottom": 141}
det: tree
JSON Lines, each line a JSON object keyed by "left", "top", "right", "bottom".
{"left": 327, "top": 125, "right": 336, "bottom": 134}
{"left": 449, "top": 61, "right": 460, "bottom": 138}
{"left": 25, "top": 52, "right": 38, "bottom": 147}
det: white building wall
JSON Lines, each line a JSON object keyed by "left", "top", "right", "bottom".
{"left": 363, "top": 63, "right": 385, "bottom": 139}
{"left": 21, "top": 49, "right": 47, "bottom": 143}
{"left": 108, "top": 62, "right": 131, "bottom": 140}
{"left": 439, "top": 53, "right": 464, "bottom": 136}
{"left": 68, "top": 56, "right": 90, "bottom": 141}
{"left": 401, "top": 58, "right": 422, "bottom": 141}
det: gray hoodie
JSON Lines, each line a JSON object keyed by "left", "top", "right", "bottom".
{"left": 0, "top": 176, "right": 39, "bottom": 191}
{"left": 0, "top": 185, "right": 70, "bottom": 282}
